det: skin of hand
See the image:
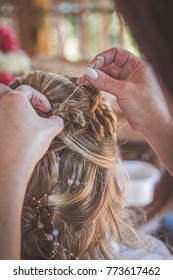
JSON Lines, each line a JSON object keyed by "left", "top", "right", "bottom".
{"left": 0, "top": 84, "right": 64, "bottom": 181}
{"left": 0, "top": 84, "right": 64, "bottom": 259}
{"left": 78, "top": 47, "right": 170, "bottom": 135}
{"left": 78, "top": 48, "right": 173, "bottom": 176}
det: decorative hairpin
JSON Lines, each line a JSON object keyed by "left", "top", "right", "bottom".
{"left": 68, "top": 179, "right": 87, "bottom": 189}
{"left": 32, "top": 194, "right": 79, "bottom": 260}
{"left": 68, "top": 179, "right": 80, "bottom": 188}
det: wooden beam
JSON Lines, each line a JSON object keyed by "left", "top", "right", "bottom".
{"left": 17, "top": 0, "right": 50, "bottom": 56}
{"left": 32, "top": 0, "right": 50, "bottom": 55}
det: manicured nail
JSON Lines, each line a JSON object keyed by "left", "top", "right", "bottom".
{"left": 97, "top": 55, "right": 104, "bottom": 60}
{"left": 76, "top": 77, "right": 80, "bottom": 84}
{"left": 85, "top": 67, "right": 99, "bottom": 80}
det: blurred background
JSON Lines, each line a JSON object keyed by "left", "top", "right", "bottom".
{"left": 0, "top": 0, "right": 173, "bottom": 248}
{"left": 0, "top": 0, "right": 139, "bottom": 82}
{"left": 0, "top": 0, "right": 137, "bottom": 60}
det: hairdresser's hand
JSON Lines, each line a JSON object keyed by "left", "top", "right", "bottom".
{"left": 0, "top": 84, "right": 64, "bottom": 184}
{"left": 79, "top": 48, "right": 173, "bottom": 176}
{"left": 78, "top": 48, "right": 170, "bottom": 136}
{"left": 0, "top": 84, "right": 64, "bottom": 259}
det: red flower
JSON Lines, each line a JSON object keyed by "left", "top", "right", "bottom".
{"left": 0, "top": 26, "right": 19, "bottom": 52}
{"left": 0, "top": 72, "right": 15, "bottom": 85}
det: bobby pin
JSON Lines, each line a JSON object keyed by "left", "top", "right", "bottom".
{"left": 59, "top": 85, "right": 82, "bottom": 109}
{"left": 65, "top": 85, "right": 81, "bottom": 101}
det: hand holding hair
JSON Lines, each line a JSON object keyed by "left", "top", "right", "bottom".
{"left": 0, "top": 83, "right": 64, "bottom": 259}
{"left": 0, "top": 83, "right": 52, "bottom": 111}
{"left": 78, "top": 48, "right": 173, "bottom": 176}
{"left": 78, "top": 48, "right": 170, "bottom": 134}
{"left": 0, "top": 83, "right": 64, "bottom": 177}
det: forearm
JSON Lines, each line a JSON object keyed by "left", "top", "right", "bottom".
{"left": 0, "top": 188, "right": 23, "bottom": 259}
{"left": 0, "top": 82, "right": 64, "bottom": 259}
{"left": 0, "top": 164, "right": 32, "bottom": 259}
{"left": 142, "top": 119, "right": 173, "bottom": 176}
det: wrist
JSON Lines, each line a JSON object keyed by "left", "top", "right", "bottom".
{"left": 141, "top": 117, "right": 173, "bottom": 175}
{"left": 139, "top": 106, "right": 171, "bottom": 143}
{"left": 0, "top": 156, "right": 35, "bottom": 196}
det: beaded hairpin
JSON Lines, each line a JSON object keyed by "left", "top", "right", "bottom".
{"left": 31, "top": 151, "right": 88, "bottom": 259}
{"left": 55, "top": 153, "right": 88, "bottom": 189}
{"left": 68, "top": 179, "right": 87, "bottom": 189}
{"left": 32, "top": 194, "right": 79, "bottom": 260}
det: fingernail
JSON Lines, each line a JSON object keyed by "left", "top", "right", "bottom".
{"left": 85, "top": 67, "right": 99, "bottom": 80}
{"left": 76, "top": 76, "right": 83, "bottom": 84}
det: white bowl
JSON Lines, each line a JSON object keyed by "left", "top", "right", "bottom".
{"left": 123, "top": 160, "right": 161, "bottom": 206}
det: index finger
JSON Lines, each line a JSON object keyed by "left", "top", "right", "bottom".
{"left": 0, "top": 83, "right": 11, "bottom": 97}
{"left": 13, "top": 85, "right": 51, "bottom": 112}
{"left": 88, "top": 48, "right": 140, "bottom": 76}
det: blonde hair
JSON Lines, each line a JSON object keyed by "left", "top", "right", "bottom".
{"left": 10, "top": 70, "right": 140, "bottom": 260}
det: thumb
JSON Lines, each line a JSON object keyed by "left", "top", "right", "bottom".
{"left": 45, "top": 115, "right": 64, "bottom": 138}
{"left": 84, "top": 67, "right": 125, "bottom": 98}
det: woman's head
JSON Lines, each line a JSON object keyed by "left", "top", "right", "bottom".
{"left": 10, "top": 70, "right": 134, "bottom": 259}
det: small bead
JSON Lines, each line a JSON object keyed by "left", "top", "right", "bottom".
{"left": 75, "top": 180, "right": 80, "bottom": 185}
{"left": 52, "top": 229, "right": 59, "bottom": 237}
{"left": 56, "top": 155, "right": 61, "bottom": 162}
{"left": 51, "top": 221, "right": 54, "bottom": 225}
{"left": 70, "top": 253, "right": 74, "bottom": 256}
{"left": 52, "top": 250, "right": 55, "bottom": 253}
{"left": 32, "top": 197, "right": 36, "bottom": 201}
{"left": 68, "top": 179, "right": 73, "bottom": 186}
{"left": 64, "top": 248, "right": 68, "bottom": 252}
{"left": 46, "top": 234, "right": 53, "bottom": 241}
{"left": 38, "top": 200, "right": 41, "bottom": 203}
{"left": 37, "top": 222, "right": 44, "bottom": 229}
{"left": 44, "top": 194, "right": 47, "bottom": 197}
